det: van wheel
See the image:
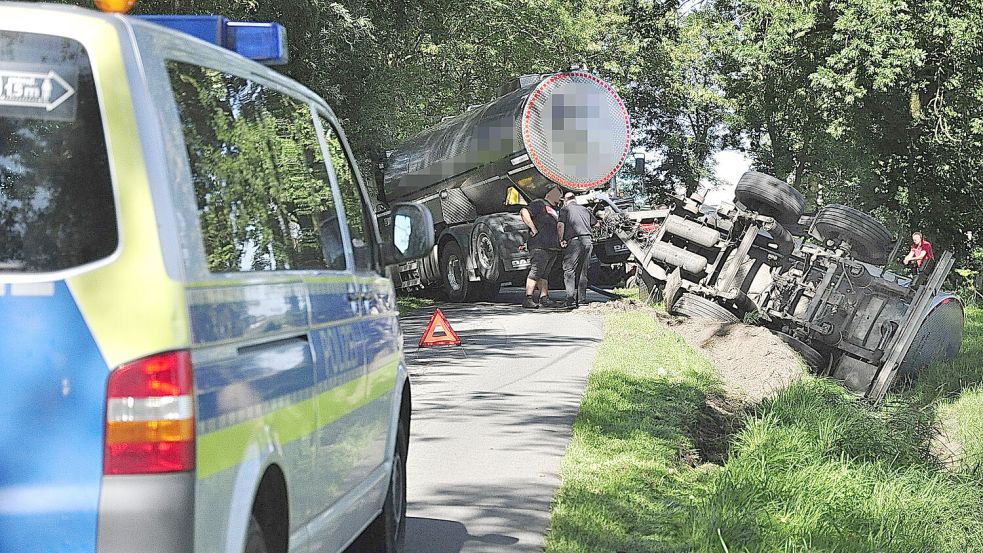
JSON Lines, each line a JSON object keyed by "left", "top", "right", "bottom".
{"left": 364, "top": 417, "right": 408, "bottom": 552}
{"left": 440, "top": 242, "right": 470, "bottom": 302}
{"left": 244, "top": 516, "right": 269, "bottom": 553}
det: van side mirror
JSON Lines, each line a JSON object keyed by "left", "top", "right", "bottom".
{"left": 383, "top": 203, "right": 435, "bottom": 266}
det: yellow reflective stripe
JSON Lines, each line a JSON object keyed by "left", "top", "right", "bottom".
{"left": 196, "top": 360, "right": 398, "bottom": 479}
{"left": 31, "top": 13, "right": 192, "bottom": 366}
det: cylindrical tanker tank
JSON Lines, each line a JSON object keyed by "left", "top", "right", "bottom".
{"left": 382, "top": 71, "right": 631, "bottom": 217}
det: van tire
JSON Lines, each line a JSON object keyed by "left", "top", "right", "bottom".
{"left": 364, "top": 417, "right": 408, "bottom": 552}
{"left": 735, "top": 171, "right": 805, "bottom": 224}
{"left": 440, "top": 242, "right": 471, "bottom": 302}
{"left": 244, "top": 516, "right": 269, "bottom": 553}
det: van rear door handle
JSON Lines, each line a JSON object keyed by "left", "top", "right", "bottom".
{"left": 236, "top": 334, "right": 309, "bottom": 355}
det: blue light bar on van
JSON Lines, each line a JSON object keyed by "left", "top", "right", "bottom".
{"left": 137, "top": 15, "right": 289, "bottom": 65}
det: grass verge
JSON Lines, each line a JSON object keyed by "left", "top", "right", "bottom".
{"left": 396, "top": 294, "right": 435, "bottom": 317}
{"left": 545, "top": 311, "right": 726, "bottom": 552}
{"left": 547, "top": 307, "right": 983, "bottom": 553}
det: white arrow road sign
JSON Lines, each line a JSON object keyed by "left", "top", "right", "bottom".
{"left": 0, "top": 69, "right": 76, "bottom": 112}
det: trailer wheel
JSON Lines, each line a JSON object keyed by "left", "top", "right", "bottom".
{"left": 812, "top": 204, "right": 893, "bottom": 264}
{"left": 440, "top": 241, "right": 471, "bottom": 302}
{"left": 774, "top": 332, "right": 827, "bottom": 372}
{"left": 735, "top": 171, "right": 805, "bottom": 224}
{"left": 473, "top": 223, "right": 502, "bottom": 283}
{"left": 670, "top": 293, "right": 739, "bottom": 323}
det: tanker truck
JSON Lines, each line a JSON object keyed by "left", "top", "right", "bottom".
{"left": 604, "top": 172, "right": 964, "bottom": 401}
{"left": 375, "top": 70, "right": 632, "bottom": 301}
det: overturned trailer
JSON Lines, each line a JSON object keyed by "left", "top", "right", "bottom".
{"left": 377, "top": 70, "right": 631, "bottom": 301}
{"left": 609, "top": 172, "right": 964, "bottom": 401}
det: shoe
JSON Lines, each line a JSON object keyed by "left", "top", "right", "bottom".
{"left": 564, "top": 298, "right": 578, "bottom": 309}
{"left": 539, "top": 297, "right": 560, "bottom": 308}
{"left": 522, "top": 296, "right": 540, "bottom": 309}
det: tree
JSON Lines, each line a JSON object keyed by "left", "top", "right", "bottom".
{"left": 706, "top": 0, "right": 983, "bottom": 256}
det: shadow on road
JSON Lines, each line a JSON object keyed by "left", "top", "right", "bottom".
{"left": 405, "top": 517, "right": 519, "bottom": 553}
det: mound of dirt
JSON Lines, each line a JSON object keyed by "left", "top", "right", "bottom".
{"left": 576, "top": 298, "right": 648, "bottom": 315}
{"left": 669, "top": 318, "right": 806, "bottom": 404}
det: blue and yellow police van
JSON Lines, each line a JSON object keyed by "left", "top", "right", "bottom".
{"left": 0, "top": 2, "right": 434, "bottom": 552}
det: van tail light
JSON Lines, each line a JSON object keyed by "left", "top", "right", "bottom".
{"left": 104, "top": 351, "right": 195, "bottom": 475}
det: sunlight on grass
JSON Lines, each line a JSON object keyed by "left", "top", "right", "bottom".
{"left": 546, "top": 312, "right": 722, "bottom": 553}
{"left": 548, "top": 307, "right": 983, "bottom": 553}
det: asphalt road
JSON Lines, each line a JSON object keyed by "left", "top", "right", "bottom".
{"left": 396, "top": 287, "right": 604, "bottom": 553}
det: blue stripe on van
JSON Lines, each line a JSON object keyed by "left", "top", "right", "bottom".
{"left": 0, "top": 281, "right": 106, "bottom": 553}
{"left": 308, "top": 287, "right": 353, "bottom": 325}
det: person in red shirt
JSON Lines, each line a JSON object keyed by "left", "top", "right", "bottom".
{"left": 903, "top": 231, "right": 935, "bottom": 285}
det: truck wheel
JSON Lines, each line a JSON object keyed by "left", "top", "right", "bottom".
{"left": 244, "top": 516, "right": 269, "bottom": 553}
{"left": 473, "top": 223, "right": 502, "bottom": 283}
{"left": 774, "top": 331, "right": 827, "bottom": 372}
{"left": 812, "top": 204, "right": 893, "bottom": 264}
{"left": 440, "top": 242, "right": 471, "bottom": 302}
{"left": 363, "top": 416, "right": 408, "bottom": 553}
{"left": 671, "top": 293, "right": 739, "bottom": 323}
{"left": 735, "top": 171, "right": 805, "bottom": 224}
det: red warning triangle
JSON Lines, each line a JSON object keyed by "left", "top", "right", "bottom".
{"left": 419, "top": 308, "right": 461, "bottom": 347}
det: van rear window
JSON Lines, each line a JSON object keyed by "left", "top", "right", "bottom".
{"left": 0, "top": 31, "right": 117, "bottom": 273}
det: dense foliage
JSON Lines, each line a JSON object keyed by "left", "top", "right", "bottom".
{"left": 38, "top": 0, "right": 983, "bottom": 261}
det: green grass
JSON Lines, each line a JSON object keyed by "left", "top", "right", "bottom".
{"left": 547, "top": 307, "right": 983, "bottom": 553}
{"left": 611, "top": 286, "right": 641, "bottom": 300}
{"left": 908, "top": 306, "right": 983, "bottom": 472}
{"left": 395, "top": 294, "right": 434, "bottom": 317}
{"left": 546, "top": 312, "right": 724, "bottom": 552}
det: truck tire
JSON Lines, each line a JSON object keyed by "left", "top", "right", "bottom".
{"left": 473, "top": 223, "right": 502, "bottom": 283}
{"left": 670, "top": 293, "right": 739, "bottom": 323}
{"left": 812, "top": 204, "right": 893, "bottom": 264}
{"left": 440, "top": 241, "right": 471, "bottom": 302}
{"left": 735, "top": 171, "right": 805, "bottom": 224}
{"left": 774, "top": 332, "right": 826, "bottom": 372}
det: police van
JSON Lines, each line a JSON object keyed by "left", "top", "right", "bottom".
{"left": 0, "top": 3, "right": 434, "bottom": 552}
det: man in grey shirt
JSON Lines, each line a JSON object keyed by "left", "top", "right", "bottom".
{"left": 557, "top": 192, "right": 598, "bottom": 308}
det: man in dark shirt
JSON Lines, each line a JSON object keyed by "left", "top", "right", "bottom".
{"left": 557, "top": 192, "right": 598, "bottom": 308}
{"left": 520, "top": 198, "right": 561, "bottom": 308}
